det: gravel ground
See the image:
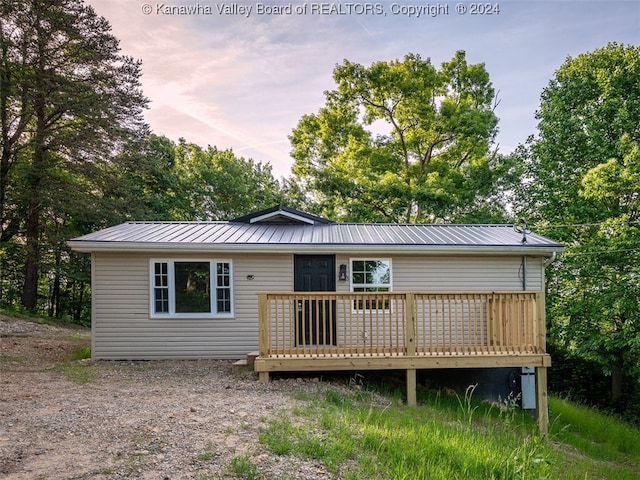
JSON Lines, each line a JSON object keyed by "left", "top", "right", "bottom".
{"left": 0, "top": 316, "right": 358, "bottom": 479}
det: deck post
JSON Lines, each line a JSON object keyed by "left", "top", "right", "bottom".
{"left": 405, "top": 293, "right": 417, "bottom": 406}
{"left": 535, "top": 366, "right": 549, "bottom": 434}
{"left": 257, "top": 293, "right": 270, "bottom": 383}
{"left": 407, "top": 369, "right": 417, "bottom": 406}
{"left": 535, "top": 292, "right": 546, "bottom": 352}
{"left": 535, "top": 291, "right": 548, "bottom": 433}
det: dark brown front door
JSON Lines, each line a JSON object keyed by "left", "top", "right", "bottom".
{"left": 294, "top": 255, "right": 336, "bottom": 346}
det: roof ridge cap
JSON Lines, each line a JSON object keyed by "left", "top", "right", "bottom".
{"left": 125, "top": 220, "right": 227, "bottom": 224}
{"left": 335, "top": 222, "right": 515, "bottom": 227}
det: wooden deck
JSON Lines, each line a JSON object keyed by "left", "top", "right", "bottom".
{"left": 254, "top": 291, "right": 550, "bottom": 432}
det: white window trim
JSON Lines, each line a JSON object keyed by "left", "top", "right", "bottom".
{"left": 349, "top": 258, "right": 392, "bottom": 292}
{"left": 350, "top": 258, "right": 392, "bottom": 312}
{"left": 149, "top": 258, "right": 234, "bottom": 319}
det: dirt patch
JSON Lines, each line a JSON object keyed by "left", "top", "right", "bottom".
{"left": 0, "top": 316, "right": 351, "bottom": 479}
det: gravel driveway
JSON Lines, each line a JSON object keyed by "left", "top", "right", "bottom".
{"left": 0, "top": 316, "right": 347, "bottom": 479}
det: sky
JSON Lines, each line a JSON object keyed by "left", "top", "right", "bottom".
{"left": 87, "top": 0, "right": 639, "bottom": 178}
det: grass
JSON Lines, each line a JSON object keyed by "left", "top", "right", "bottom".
{"left": 549, "top": 397, "right": 640, "bottom": 463}
{"left": 197, "top": 441, "right": 216, "bottom": 462}
{"left": 1, "top": 309, "right": 93, "bottom": 383}
{"left": 228, "top": 455, "right": 261, "bottom": 480}
{"left": 259, "top": 382, "right": 640, "bottom": 480}
{"left": 0, "top": 306, "right": 88, "bottom": 327}
{"left": 0, "top": 353, "right": 28, "bottom": 363}
{"left": 59, "top": 345, "right": 94, "bottom": 384}
{"left": 60, "top": 361, "right": 96, "bottom": 384}
{"left": 5, "top": 311, "right": 638, "bottom": 478}
{"left": 66, "top": 345, "right": 91, "bottom": 361}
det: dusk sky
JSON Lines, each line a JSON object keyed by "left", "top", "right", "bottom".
{"left": 87, "top": 1, "right": 639, "bottom": 178}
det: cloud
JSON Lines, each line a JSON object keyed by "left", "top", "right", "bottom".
{"left": 88, "top": 0, "right": 640, "bottom": 177}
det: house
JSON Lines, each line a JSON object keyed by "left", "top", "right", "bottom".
{"left": 68, "top": 205, "right": 563, "bottom": 431}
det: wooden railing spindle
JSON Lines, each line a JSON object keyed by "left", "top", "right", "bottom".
{"left": 259, "top": 291, "right": 542, "bottom": 359}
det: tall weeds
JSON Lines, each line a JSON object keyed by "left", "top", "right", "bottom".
{"left": 260, "top": 383, "right": 640, "bottom": 479}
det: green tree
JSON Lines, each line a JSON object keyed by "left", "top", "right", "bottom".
{"left": 290, "top": 51, "right": 505, "bottom": 223}
{"left": 170, "top": 139, "right": 286, "bottom": 221}
{"left": 0, "top": 0, "right": 148, "bottom": 310}
{"left": 518, "top": 43, "right": 640, "bottom": 402}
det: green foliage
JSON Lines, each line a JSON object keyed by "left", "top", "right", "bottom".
{"left": 0, "top": 131, "right": 289, "bottom": 321}
{"left": 258, "top": 417, "right": 296, "bottom": 456}
{"left": 549, "top": 343, "right": 640, "bottom": 427}
{"left": 67, "top": 345, "right": 91, "bottom": 361}
{"left": 168, "top": 138, "right": 287, "bottom": 221}
{"left": 261, "top": 387, "right": 640, "bottom": 479}
{"left": 0, "top": 0, "right": 148, "bottom": 313}
{"left": 290, "top": 51, "right": 509, "bottom": 223}
{"left": 0, "top": 0, "right": 289, "bottom": 322}
{"left": 60, "top": 361, "right": 95, "bottom": 384}
{"left": 517, "top": 43, "right": 640, "bottom": 406}
{"left": 228, "top": 455, "right": 261, "bottom": 480}
{"left": 455, "top": 383, "right": 480, "bottom": 426}
{"left": 549, "top": 397, "right": 640, "bottom": 464}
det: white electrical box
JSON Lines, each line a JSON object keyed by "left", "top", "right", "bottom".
{"left": 521, "top": 367, "right": 536, "bottom": 410}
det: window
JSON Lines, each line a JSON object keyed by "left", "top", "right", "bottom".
{"left": 151, "top": 259, "right": 233, "bottom": 317}
{"left": 174, "top": 262, "right": 211, "bottom": 313}
{"left": 153, "top": 262, "right": 169, "bottom": 313}
{"left": 351, "top": 259, "right": 391, "bottom": 309}
{"left": 216, "top": 262, "right": 232, "bottom": 313}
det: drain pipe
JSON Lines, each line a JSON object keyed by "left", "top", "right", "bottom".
{"left": 522, "top": 256, "right": 528, "bottom": 291}
{"left": 543, "top": 251, "right": 557, "bottom": 267}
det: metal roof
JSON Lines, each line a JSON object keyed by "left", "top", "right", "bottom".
{"left": 68, "top": 221, "right": 564, "bottom": 255}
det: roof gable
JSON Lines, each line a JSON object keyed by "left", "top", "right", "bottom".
{"left": 231, "top": 205, "right": 333, "bottom": 225}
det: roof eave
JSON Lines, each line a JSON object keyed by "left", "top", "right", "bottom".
{"left": 67, "top": 241, "right": 564, "bottom": 256}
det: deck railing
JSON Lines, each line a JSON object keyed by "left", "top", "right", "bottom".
{"left": 258, "top": 291, "right": 545, "bottom": 358}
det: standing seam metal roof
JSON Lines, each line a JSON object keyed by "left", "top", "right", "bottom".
{"left": 69, "top": 221, "right": 563, "bottom": 250}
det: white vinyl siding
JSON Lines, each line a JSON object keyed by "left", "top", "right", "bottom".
{"left": 335, "top": 254, "right": 543, "bottom": 293}
{"left": 92, "top": 253, "right": 291, "bottom": 360}
{"left": 91, "top": 252, "right": 545, "bottom": 360}
{"left": 391, "top": 255, "right": 544, "bottom": 292}
{"left": 336, "top": 252, "right": 544, "bottom": 292}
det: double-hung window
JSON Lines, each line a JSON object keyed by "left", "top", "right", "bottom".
{"left": 351, "top": 259, "right": 391, "bottom": 310}
{"left": 151, "top": 259, "right": 233, "bottom": 318}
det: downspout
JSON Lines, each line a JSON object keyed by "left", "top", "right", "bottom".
{"left": 515, "top": 219, "right": 530, "bottom": 291}
{"left": 543, "top": 252, "right": 557, "bottom": 267}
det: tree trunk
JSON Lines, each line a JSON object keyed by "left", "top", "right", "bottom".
{"left": 20, "top": 105, "right": 45, "bottom": 310}
{"left": 48, "top": 272, "right": 60, "bottom": 318}
{"left": 21, "top": 9, "right": 47, "bottom": 311}
{"left": 0, "top": 24, "right": 10, "bottom": 229}
{"left": 21, "top": 198, "right": 41, "bottom": 310}
{"left": 48, "top": 248, "right": 62, "bottom": 317}
{"left": 75, "top": 282, "right": 85, "bottom": 322}
{"left": 611, "top": 362, "right": 624, "bottom": 402}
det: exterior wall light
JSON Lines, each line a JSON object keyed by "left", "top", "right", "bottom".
{"left": 339, "top": 264, "right": 347, "bottom": 281}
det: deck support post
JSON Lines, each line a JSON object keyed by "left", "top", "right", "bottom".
{"left": 407, "top": 369, "right": 417, "bottom": 406}
{"left": 258, "top": 293, "right": 269, "bottom": 355}
{"left": 405, "top": 293, "right": 417, "bottom": 406}
{"left": 535, "top": 366, "right": 549, "bottom": 434}
{"left": 257, "top": 293, "right": 270, "bottom": 383}
{"left": 534, "top": 291, "right": 549, "bottom": 434}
